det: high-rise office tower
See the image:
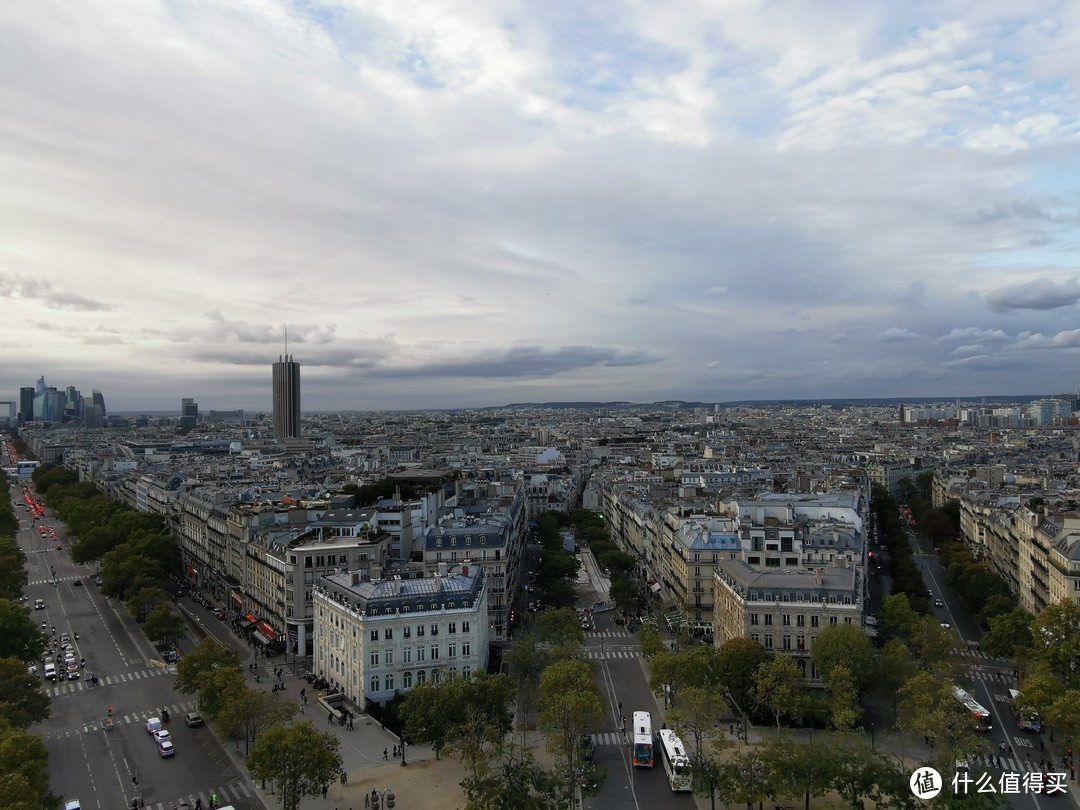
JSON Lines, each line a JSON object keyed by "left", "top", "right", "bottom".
{"left": 272, "top": 355, "right": 301, "bottom": 440}
{"left": 180, "top": 398, "right": 199, "bottom": 428}
{"left": 19, "top": 387, "right": 34, "bottom": 423}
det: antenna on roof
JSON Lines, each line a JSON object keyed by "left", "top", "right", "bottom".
{"left": 284, "top": 324, "right": 288, "bottom": 357}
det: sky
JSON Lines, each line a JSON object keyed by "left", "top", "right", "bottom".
{"left": 5, "top": 1, "right": 1080, "bottom": 412}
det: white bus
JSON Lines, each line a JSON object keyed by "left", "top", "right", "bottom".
{"left": 656, "top": 728, "right": 693, "bottom": 791}
{"left": 953, "top": 686, "right": 992, "bottom": 731}
{"left": 631, "top": 711, "right": 653, "bottom": 767}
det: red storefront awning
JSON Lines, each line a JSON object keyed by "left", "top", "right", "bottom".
{"left": 256, "top": 622, "right": 278, "bottom": 640}
{"left": 243, "top": 612, "right": 258, "bottom": 624}
{"left": 231, "top": 594, "right": 243, "bottom": 607}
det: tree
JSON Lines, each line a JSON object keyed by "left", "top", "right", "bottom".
{"left": 668, "top": 685, "right": 726, "bottom": 759}
{"left": 175, "top": 637, "right": 241, "bottom": 694}
{"left": 876, "top": 639, "right": 917, "bottom": 726}
{"left": 505, "top": 636, "right": 548, "bottom": 742}
{"left": 0, "top": 720, "right": 57, "bottom": 810}
{"left": 126, "top": 586, "right": 170, "bottom": 623}
{"left": 716, "top": 638, "right": 767, "bottom": 711}
{"left": 0, "top": 599, "right": 46, "bottom": 663}
{"left": 1028, "top": 599, "right": 1080, "bottom": 687}
{"left": 143, "top": 604, "right": 187, "bottom": 648}
{"left": 751, "top": 655, "right": 803, "bottom": 736}
{"left": 828, "top": 740, "right": 911, "bottom": 810}
{"left": 898, "top": 672, "right": 988, "bottom": 771}
{"left": 446, "top": 674, "right": 518, "bottom": 785}
{"left": 196, "top": 666, "right": 247, "bottom": 719}
{"left": 639, "top": 625, "right": 665, "bottom": 658}
{"left": 401, "top": 679, "right": 453, "bottom": 760}
{"left": 247, "top": 721, "right": 342, "bottom": 810}
{"left": 810, "top": 624, "right": 876, "bottom": 693}
{"left": 877, "top": 594, "right": 919, "bottom": 643}
{"left": 0, "top": 537, "right": 28, "bottom": 601}
{"left": 0, "top": 656, "right": 50, "bottom": 728}
{"left": 533, "top": 608, "right": 585, "bottom": 652}
{"left": 909, "top": 617, "right": 961, "bottom": 677}
{"left": 609, "top": 575, "right": 647, "bottom": 616}
{"left": 821, "top": 664, "right": 861, "bottom": 731}
{"left": 1017, "top": 664, "right": 1064, "bottom": 718}
{"left": 217, "top": 687, "right": 296, "bottom": 754}
{"left": 760, "top": 738, "right": 836, "bottom": 810}
{"left": 1046, "top": 689, "right": 1080, "bottom": 743}
{"left": 980, "top": 608, "right": 1032, "bottom": 661}
{"left": 537, "top": 659, "right": 604, "bottom": 803}
{"left": 461, "top": 743, "right": 564, "bottom": 810}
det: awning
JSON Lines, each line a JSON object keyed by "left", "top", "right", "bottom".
{"left": 239, "top": 616, "right": 259, "bottom": 628}
{"left": 256, "top": 621, "right": 278, "bottom": 639}
{"left": 230, "top": 594, "right": 243, "bottom": 607}
{"left": 253, "top": 631, "right": 272, "bottom": 644}
{"left": 243, "top": 612, "right": 258, "bottom": 624}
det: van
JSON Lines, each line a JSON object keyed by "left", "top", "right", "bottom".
{"left": 64, "top": 800, "right": 81, "bottom": 810}
{"left": 44, "top": 664, "right": 56, "bottom": 680}
{"left": 145, "top": 717, "right": 162, "bottom": 735}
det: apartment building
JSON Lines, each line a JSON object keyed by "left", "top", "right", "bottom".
{"left": 313, "top": 565, "right": 489, "bottom": 711}
{"left": 713, "top": 559, "right": 864, "bottom": 682}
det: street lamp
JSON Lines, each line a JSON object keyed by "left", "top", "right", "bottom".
{"left": 869, "top": 720, "right": 875, "bottom": 750}
{"left": 740, "top": 762, "right": 764, "bottom": 810}
{"left": 400, "top": 740, "right": 407, "bottom": 766}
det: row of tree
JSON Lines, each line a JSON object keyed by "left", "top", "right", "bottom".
{"left": 0, "top": 470, "right": 56, "bottom": 810}
{"left": 176, "top": 639, "right": 343, "bottom": 810}
{"left": 567, "top": 508, "right": 647, "bottom": 616}
{"left": 31, "top": 465, "right": 188, "bottom": 650}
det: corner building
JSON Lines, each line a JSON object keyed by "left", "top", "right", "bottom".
{"left": 313, "top": 565, "right": 489, "bottom": 711}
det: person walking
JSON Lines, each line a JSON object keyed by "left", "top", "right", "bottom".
{"left": 383, "top": 747, "right": 388, "bottom": 761}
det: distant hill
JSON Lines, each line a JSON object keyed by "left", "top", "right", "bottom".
{"left": 500, "top": 395, "right": 1045, "bottom": 410}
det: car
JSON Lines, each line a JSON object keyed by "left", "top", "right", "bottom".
{"left": 184, "top": 712, "right": 204, "bottom": 728}
{"left": 155, "top": 729, "right": 171, "bottom": 742}
{"left": 940, "top": 622, "right": 951, "bottom": 630}
{"left": 157, "top": 739, "right": 175, "bottom": 758}
{"left": 145, "top": 717, "right": 162, "bottom": 735}
{"left": 67, "top": 665, "right": 80, "bottom": 680}
{"left": 43, "top": 664, "right": 56, "bottom": 681}
{"left": 60, "top": 632, "right": 70, "bottom": 643}
{"left": 55, "top": 544, "right": 63, "bottom": 550}
{"left": 34, "top": 598, "right": 45, "bottom": 610}
{"left": 934, "top": 599, "right": 944, "bottom": 608}
{"left": 64, "top": 800, "right": 81, "bottom": 810}
{"left": 73, "top": 579, "right": 82, "bottom": 586}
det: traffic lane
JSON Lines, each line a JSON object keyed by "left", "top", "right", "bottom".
{"left": 971, "top": 677, "right": 1048, "bottom": 810}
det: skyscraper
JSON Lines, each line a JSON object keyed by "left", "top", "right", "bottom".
{"left": 18, "top": 387, "right": 34, "bottom": 423}
{"left": 272, "top": 355, "right": 301, "bottom": 440}
{"left": 180, "top": 398, "right": 199, "bottom": 428}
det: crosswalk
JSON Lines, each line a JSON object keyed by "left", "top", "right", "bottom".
{"left": 29, "top": 574, "right": 82, "bottom": 585}
{"left": 46, "top": 666, "right": 170, "bottom": 697}
{"left": 591, "top": 731, "right": 627, "bottom": 747}
{"left": 969, "top": 669, "right": 1015, "bottom": 685}
{"left": 966, "top": 754, "right": 1064, "bottom": 775}
{"left": 584, "top": 650, "right": 641, "bottom": 660}
{"left": 143, "top": 780, "right": 255, "bottom": 810}
{"left": 41, "top": 700, "right": 199, "bottom": 739}
{"left": 587, "top": 629, "right": 634, "bottom": 638}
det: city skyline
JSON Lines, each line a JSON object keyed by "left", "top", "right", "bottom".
{"left": 5, "top": 2, "right": 1080, "bottom": 411}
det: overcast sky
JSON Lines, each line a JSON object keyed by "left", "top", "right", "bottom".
{"left": 5, "top": 1, "right": 1080, "bottom": 412}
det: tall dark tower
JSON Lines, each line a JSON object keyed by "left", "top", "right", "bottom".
{"left": 272, "top": 354, "right": 301, "bottom": 440}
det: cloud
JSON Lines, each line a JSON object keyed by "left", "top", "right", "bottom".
{"left": 985, "top": 277, "right": 1080, "bottom": 312}
{"left": 938, "top": 327, "right": 1010, "bottom": 344}
{"left": 0, "top": 273, "right": 112, "bottom": 312}
{"left": 879, "top": 328, "right": 921, "bottom": 343}
{"left": 371, "top": 345, "right": 660, "bottom": 380}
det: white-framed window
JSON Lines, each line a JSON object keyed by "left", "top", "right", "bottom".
{"left": 370, "top": 651, "right": 379, "bottom": 666}
{"left": 417, "top": 670, "right": 426, "bottom": 684}
{"left": 448, "top": 622, "right": 457, "bottom": 633}
{"left": 403, "top": 671, "right": 413, "bottom": 689}
{"left": 462, "top": 666, "right": 471, "bottom": 680}
{"left": 448, "top": 642, "right": 457, "bottom": 658}
{"left": 462, "top": 641, "right": 470, "bottom": 657}
{"left": 430, "top": 644, "right": 439, "bottom": 661}
{"left": 385, "top": 649, "right": 394, "bottom": 665}
{"left": 462, "top": 621, "right": 470, "bottom": 632}
{"left": 386, "top": 673, "right": 394, "bottom": 691}
{"left": 370, "top": 675, "right": 380, "bottom": 692}
{"left": 370, "top": 630, "right": 379, "bottom": 641}
{"left": 403, "top": 647, "right": 412, "bottom": 663}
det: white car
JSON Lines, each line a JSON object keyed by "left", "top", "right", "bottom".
{"left": 157, "top": 739, "right": 175, "bottom": 758}
{"left": 154, "top": 729, "right": 171, "bottom": 743}
{"left": 145, "top": 717, "right": 162, "bottom": 735}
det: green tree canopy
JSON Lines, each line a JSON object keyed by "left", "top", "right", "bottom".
{"left": 175, "top": 637, "right": 241, "bottom": 694}
{"left": 0, "top": 600, "right": 46, "bottom": 663}
{"left": 143, "top": 604, "right": 187, "bottom": 647}
{"left": 751, "top": 655, "right": 804, "bottom": 736}
{"left": 980, "top": 607, "right": 1033, "bottom": 661}
{"left": 715, "top": 637, "right": 767, "bottom": 711}
{"left": 216, "top": 686, "right": 296, "bottom": 754}
{"left": 0, "top": 537, "right": 28, "bottom": 601}
{"left": 537, "top": 659, "right": 604, "bottom": 801}
{"left": 898, "top": 672, "right": 989, "bottom": 772}
{"left": 0, "top": 656, "right": 50, "bottom": 729}
{"left": 0, "top": 720, "right": 56, "bottom": 810}
{"left": 247, "top": 721, "right": 342, "bottom": 810}
{"left": 810, "top": 624, "right": 876, "bottom": 694}
{"left": 1028, "top": 599, "right": 1080, "bottom": 687}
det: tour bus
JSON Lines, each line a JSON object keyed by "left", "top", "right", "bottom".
{"left": 953, "top": 686, "right": 992, "bottom": 731}
{"left": 656, "top": 728, "right": 693, "bottom": 791}
{"left": 631, "top": 711, "right": 653, "bottom": 767}
{"left": 1009, "top": 688, "right": 1042, "bottom": 733}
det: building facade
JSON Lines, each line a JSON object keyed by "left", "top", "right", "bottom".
{"left": 272, "top": 355, "right": 301, "bottom": 440}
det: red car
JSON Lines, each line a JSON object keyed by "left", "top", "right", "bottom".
{"left": 55, "top": 544, "right": 63, "bottom": 550}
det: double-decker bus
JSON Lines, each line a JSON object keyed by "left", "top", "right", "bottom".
{"left": 953, "top": 686, "right": 992, "bottom": 731}
{"left": 656, "top": 728, "right": 693, "bottom": 791}
{"left": 1009, "top": 689, "right": 1042, "bottom": 732}
{"left": 631, "top": 711, "right": 653, "bottom": 767}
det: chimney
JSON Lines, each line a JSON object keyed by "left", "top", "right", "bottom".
{"left": 461, "top": 564, "right": 470, "bottom": 577}
{"left": 351, "top": 572, "right": 359, "bottom": 586}
{"left": 438, "top": 561, "right": 447, "bottom": 577}
{"left": 434, "top": 574, "right": 442, "bottom": 592}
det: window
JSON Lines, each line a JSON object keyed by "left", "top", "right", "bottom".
{"left": 417, "top": 647, "right": 425, "bottom": 662}
{"left": 436, "top": 537, "right": 442, "bottom": 547}
{"left": 782, "top": 635, "right": 791, "bottom": 651}
{"left": 385, "top": 673, "right": 394, "bottom": 690}
{"left": 844, "top": 617, "right": 852, "bottom": 624}
{"left": 448, "top": 642, "right": 457, "bottom": 658}
{"left": 370, "top": 675, "right": 380, "bottom": 692}
{"left": 750, "top": 632, "right": 760, "bottom": 643}
{"left": 403, "top": 648, "right": 412, "bottom": 663}
{"left": 796, "top": 615, "right": 805, "bottom": 627}
{"left": 417, "top": 670, "right": 426, "bottom": 684}
{"left": 417, "top": 625, "right": 425, "bottom": 637}
{"left": 782, "top": 614, "right": 791, "bottom": 626}
{"left": 403, "top": 671, "right": 413, "bottom": 689}
{"left": 370, "top": 630, "right": 379, "bottom": 642}
{"left": 451, "top": 536, "right": 457, "bottom": 546}
{"left": 764, "top": 615, "right": 773, "bottom": 626}
{"left": 431, "top": 644, "right": 439, "bottom": 661}
{"left": 481, "top": 535, "right": 487, "bottom": 545}
{"left": 829, "top": 616, "right": 838, "bottom": 625}
{"left": 811, "top": 615, "right": 819, "bottom": 628}
{"left": 370, "top": 651, "right": 379, "bottom": 666}
{"left": 463, "top": 666, "right": 471, "bottom": 680}
{"left": 403, "top": 626, "right": 411, "bottom": 639}
{"left": 462, "top": 621, "right": 470, "bottom": 632}
{"left": 462, "top": 641, "right": 470, "bottom": 657}
{"left": 385, "top": 628, "right": 393, "bottom": 640}
{"left": 448, "top": 622, "right": 457, "bottom": 633}
{"left": 785, "top": 557, "right": 798, "bottom": 566}
{"left": 385, "top": 649, "right": 394, "bottom": 665}
{"left": 750, "top": 614, "right": 759, "bottom": 626}
{"left": 747, "top": 556, "right": 761, "bottom": 565}
{"left": 764, "top": 635, "right": 773, "bottom": 649}
{"left": 431, "top": 624, "right": 439, "bottom": 636}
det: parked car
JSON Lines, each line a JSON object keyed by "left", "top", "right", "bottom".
{"left": 184, "top": 712, "right": 204, "bottom": 728}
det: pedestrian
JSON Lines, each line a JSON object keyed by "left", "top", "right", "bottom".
{"left": 393, "top": 744, "right": 398, "bottom": 757}
{"left": 342, "top": 771, "right": 348, "bottom": 785}
{"left": 618, "top": 700, "right": 622, "bottom": 712}
{"left": 383, "top": 747, "right": 388, "bottom": 761}
{"left": 322, "top": 784, "right": 328, "bottom": 799}
{"left": 349, "top": 716, "right": 354, "bottom": 730}
{"left": 329, "top": 712, "right": 334, "bottom": 724}
{"left": 730, "top": 722, "right": 734, "bottom": 735}
{"left": 364, "top": 797, "right": 370, "bottom": 809}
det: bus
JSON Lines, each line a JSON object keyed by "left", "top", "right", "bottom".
{"left": 631, "top": 711, "right": 653, "bottom": 767}
{"left": 1009, "top": 689, "right": 1042, "bottom": 733}
{"left": 656, "top": 728, "right": 693, "bottom": 791}
{"left": 953, "top": 686, "right": 992, "bottom": 731}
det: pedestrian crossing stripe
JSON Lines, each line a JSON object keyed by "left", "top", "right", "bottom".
{"left": 46, "top": 667, "right": 171, "bottom": 696}
{"left": 150, "top": 781, "right": 254, "bottom": 810}
{"left": 585, "top": 651, "right": 640, "bottom": 660}
{"left": 44, "top": 701, "right": 199, "bottom": 737}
